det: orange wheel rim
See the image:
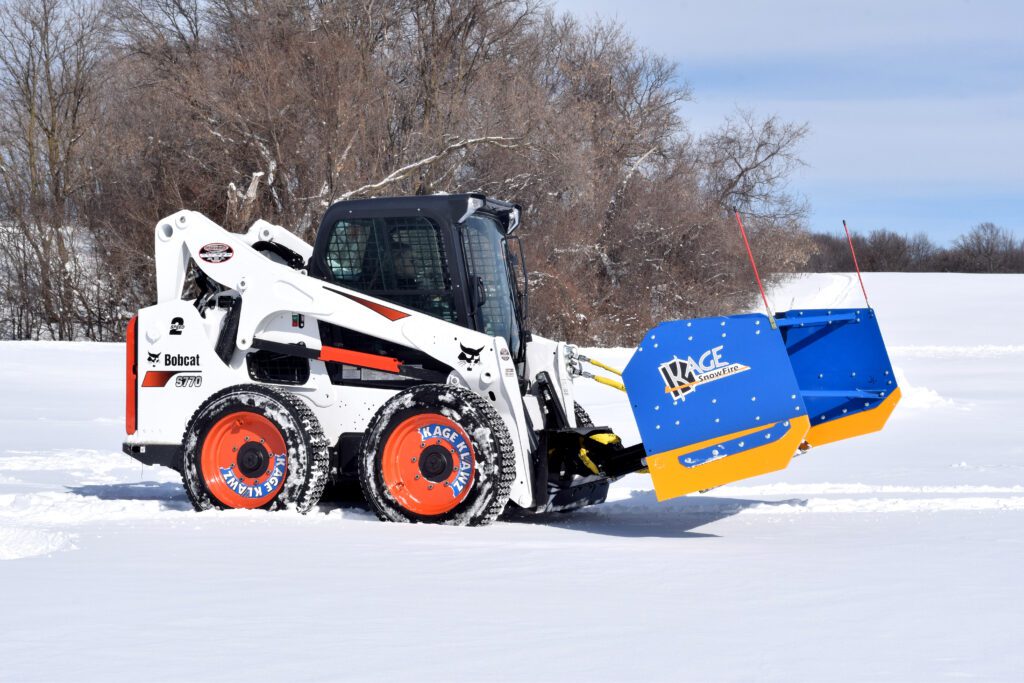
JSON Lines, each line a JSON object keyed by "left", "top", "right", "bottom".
{"left": 201, "top": 411, "right": 288, "bottom": 508}
{"left": 381, "top": 413, "right": 476, "bottom": 516}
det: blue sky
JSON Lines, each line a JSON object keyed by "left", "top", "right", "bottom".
{"left": 554, "top": 0, "right": 1023, "bottom": 243}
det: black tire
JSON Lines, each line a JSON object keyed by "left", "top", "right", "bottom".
{"left": 574, "top": 402, "right": 593, "bottom": 427}
{"left": 181, "top": 384, "right": 330, "bottom": 513}
{"left": 358, "top": 384, "right": 516, "bottom": 526}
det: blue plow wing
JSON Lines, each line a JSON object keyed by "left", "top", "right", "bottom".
{"left": 621, "top": 309, "right": 900, "bottom": 501}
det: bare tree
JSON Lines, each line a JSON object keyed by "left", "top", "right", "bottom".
{"left": 948, "top": 222, "right": 1023, "bottom": 273}
{"left": 699, "top": 111, "right": 809, "bottom": 221}
{"left": 0, "top": 0, "right": 107, "bottom": 339}
{"left": 1, "top": 0, "right": 822, "bottom": 344}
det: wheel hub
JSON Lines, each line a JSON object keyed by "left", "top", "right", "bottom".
{"left": 236, "top": 441, "right": 270, "bottom": 478}
{"left": 419, "top": 445, "right": 453, "bottom": 482}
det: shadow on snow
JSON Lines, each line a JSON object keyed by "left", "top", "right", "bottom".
{"left": 67, "top": 481, "right": 193, "bottom": 511}
{"left": 63, "top": 481, "right": 804, "bottom": 537}
{"left": 507, "top": 490, "right": 808, "bottom": 539}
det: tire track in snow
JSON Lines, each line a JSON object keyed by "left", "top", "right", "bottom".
{"left": 721, "top": 482, "right": 1024, "bottom": 514}
{"left": 718, "top": 483, "right": 1024, "bottom": 495}
{"left": 741, "top": 497, "right": 1024, "bottom": 514}
{"left": 890, "top": 344, "right": 1024, "bottom": 358}
{"left": 601, "top": 481, "right": 1024, "bottom": 517}
{"left": 771, "top": 272, "right": 857, "bottom": 311}
{"left": 597, "top": 494, "right": 1024, "bottom": 516}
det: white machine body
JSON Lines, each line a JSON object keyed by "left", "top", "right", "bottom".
{"left": 127, "top": 210, "right": 582, "bottom": 509}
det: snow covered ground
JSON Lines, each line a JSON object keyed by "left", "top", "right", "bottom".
{"left": 1, "top": 273, "right": 1022, "bottom": 682}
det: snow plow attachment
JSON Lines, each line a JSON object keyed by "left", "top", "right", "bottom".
{"left": 622, "top": 308, "right": 900, "bottom": 501}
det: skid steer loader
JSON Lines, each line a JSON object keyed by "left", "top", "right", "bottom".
{"left": 123, "top": 194, "right": 901, "bottom": 524}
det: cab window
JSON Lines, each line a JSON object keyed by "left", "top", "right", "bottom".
{"left": 324, "top": 216, "right": 457, "bottom": 322}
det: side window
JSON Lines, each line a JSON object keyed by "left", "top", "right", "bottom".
{"left": 324, "top": 219, "right": 382, "bottom": 289}
{"left": 390, "top": 218, "right": 449, "bottom": 293}
{"left": 324, "top": 216, "right": 457, "bottom": 322}
{"left": 461, "top": 214, "right": 520, "bottom": 356}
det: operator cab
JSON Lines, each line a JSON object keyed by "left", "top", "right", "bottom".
{"left": 308, "top": 194, "right": 528, "bottom": 360}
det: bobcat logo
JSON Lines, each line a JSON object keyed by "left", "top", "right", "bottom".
{"left": 147, "top": 351, "right": 160, "bottom": 365}
{"left": 457, "top": 343, "right": 484, "bottom": 370}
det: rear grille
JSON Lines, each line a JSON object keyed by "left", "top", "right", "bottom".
{"left": 246, "top": 350, "right": 310, "bottom": 385}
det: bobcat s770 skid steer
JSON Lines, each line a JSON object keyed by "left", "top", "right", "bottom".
{"left": 123, "top": 194, "right": 901, "bottom": 525}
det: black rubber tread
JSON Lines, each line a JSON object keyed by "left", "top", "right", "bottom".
{"left": 358, "top": 384, "right": 516, "bottom": 526}
{"left": 574, "top": 402, "right": 594, "bottom": 427}
{"left": 180, "top": 384, "right": 330, "bottom": 513}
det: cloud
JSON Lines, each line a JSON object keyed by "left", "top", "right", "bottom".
{"left": 693, "top": 94, "right": 1024, "bottom": 189}
{"left": 554, "top": 0, "right": 1023, "bottom": 61}
{"left": 553, "top": 0, "right": 1024, "bottom": 241}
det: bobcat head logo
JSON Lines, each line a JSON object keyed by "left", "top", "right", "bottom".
{"left": 457, "top": 343, "right": 484, "bottom": 370}
{"left": 147, "top": 351, "right": 160, "bottom": 365}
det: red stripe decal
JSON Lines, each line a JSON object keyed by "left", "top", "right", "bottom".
{"left": 142, "top": 370, "right": 181, "bottom": 387}
{"left": 332, "top": 290, "right": 410, "bottom": 321}
{"left": 319, "top": 346, "right": 402, "bottom": 374}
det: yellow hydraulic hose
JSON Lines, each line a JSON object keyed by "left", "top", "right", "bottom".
{"left": 577, "top": 368, "right": 626, "bottom": 392}
{"left": 574, "top": 352, "right": 627, "bottom": 392}
{"left": 584, "top": 356, "right": 623, "bottom": 377}
{"left": 590, "top": 374, "right": 626, "bottom": 392}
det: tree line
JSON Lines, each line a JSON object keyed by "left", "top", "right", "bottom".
{"left": 0, "top": 0, "right": 813, "bottom": 344}
{"left": 806, "top": 222, "right": 1024, "bottom": 274}
{"left": 0, "top": 0, "right": 1016, "bottom": 346}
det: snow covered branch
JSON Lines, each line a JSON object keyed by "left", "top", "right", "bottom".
{"left": 332, "top": 136, "right": 519, "bottom": 204}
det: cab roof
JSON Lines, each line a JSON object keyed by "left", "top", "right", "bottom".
{"left": 321, "top": 193, "right": 521, "bottom": 233}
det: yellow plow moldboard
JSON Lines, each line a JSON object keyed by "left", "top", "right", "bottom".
{"left": 645, "top": 415, "right": 810, "bottom": 501}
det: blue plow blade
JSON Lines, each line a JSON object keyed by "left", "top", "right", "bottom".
{"left": 621, "top": 309, "right": 900, "bottom": 501}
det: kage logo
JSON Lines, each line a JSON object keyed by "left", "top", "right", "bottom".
{"left": 417, "top": 424, "right": 474, "bottom": 496}
{"left": 659, "top": 345, "right": 750, "bottom": 402}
